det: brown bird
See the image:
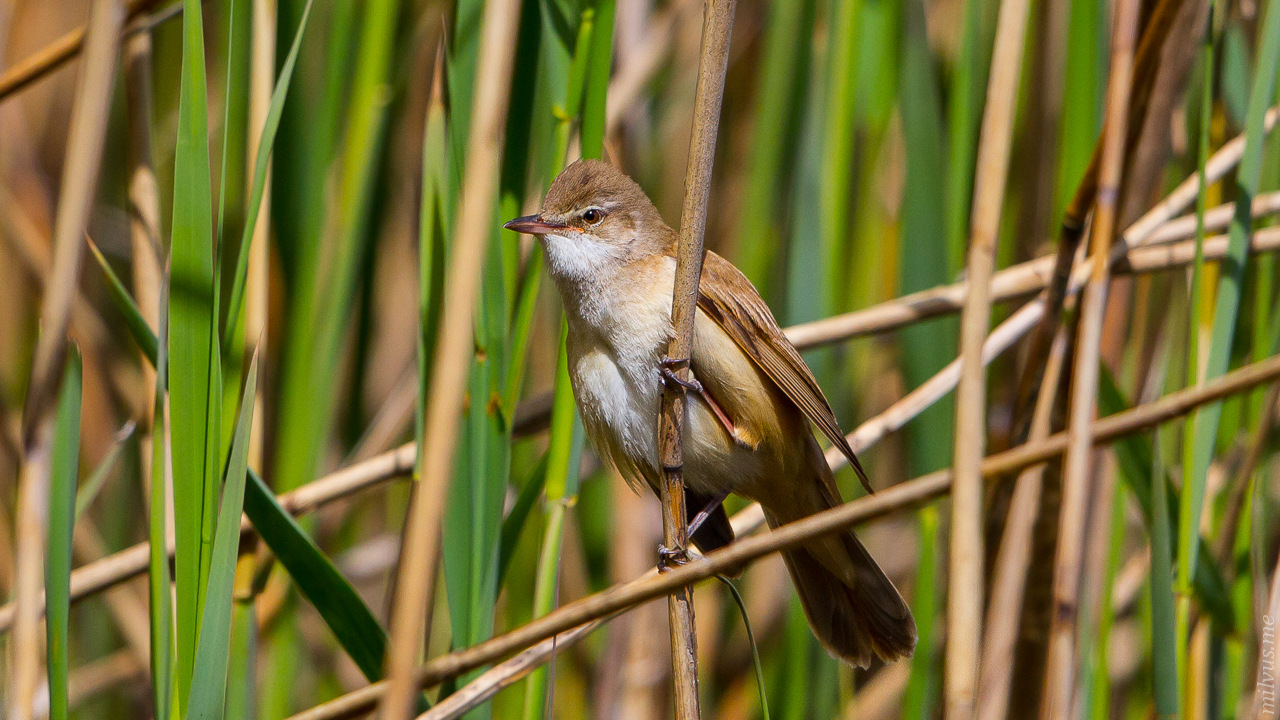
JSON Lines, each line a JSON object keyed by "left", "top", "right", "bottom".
{"left": 504, "top": 159, "right": 915, "bottom": 667}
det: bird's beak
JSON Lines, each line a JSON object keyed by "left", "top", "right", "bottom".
{"left": 503, "top": 215, "right": 567, "bottom": 235}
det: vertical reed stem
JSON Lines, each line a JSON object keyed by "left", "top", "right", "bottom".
{"left": 659, "top": 1, "right": 736, "bottom": 716}
{"left": 948, "top": 0, "right": 1033, "bottom": 715}
{"left": 1041, "top": 0, "right": 1141, "bottom": 714}
{"left": 379, "top": 1, "right": 522, "bottom": 718}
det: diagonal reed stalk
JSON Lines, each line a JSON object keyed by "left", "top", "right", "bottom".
{"left": 379, "top": 0, "right": 522, "bottom": 716}
{"left": 1042, "top": 0, "right": 1141, "bottom": 712}
{"left": 658, "top": 1, "right": 736, "bottom": 715}
{"left": 947, "top": 0, "right": 1033, "bottom": 713}
{"left": 286, "top": 351, "right": 1280, "bottom": 720}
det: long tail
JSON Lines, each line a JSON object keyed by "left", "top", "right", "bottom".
{"left": 762, "top": 470, "right": 917, "bottom": 668}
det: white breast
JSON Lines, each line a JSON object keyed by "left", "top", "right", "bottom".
{"left": 561, "top": 256, "right": 677, "bottom": 490}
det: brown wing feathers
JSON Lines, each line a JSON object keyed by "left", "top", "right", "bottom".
{"left": 695, "top": 251, "right": 874, "bottom": 494}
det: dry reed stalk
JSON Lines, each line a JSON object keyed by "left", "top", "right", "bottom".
{"left": 415, "top": 615, "right": 616, "bottom": 720}
{"left": 784, "top": 189, "right": 1280, "bottom": 350}
{"left": 246, "top": 0, "right": 275, "bottom": 470}
{"left": 7, "top": 3, "right": 123, "bottom": 717}
{"left": 977, "top": 325, "right": 1070, "bottom": 720}
{"left": 378, "top": 0, "right": 523, "bottom": 717}
{"left": 1042, "top": 0, "right": 1142, "bottom": 713}
{"left": 0, "top": 0, "right": 161, "bottom": 101}
{"left": 948, "top": 0, "right": 1034, "bottom": 711}
{"left": 657, "top": 1, "right": 736, "bottom": 715}
{"left": 13, "top": 226, "right": 1280, "bottom": 636}
{"left": 287, "top": 351, "right": 1280, "bottom": 720}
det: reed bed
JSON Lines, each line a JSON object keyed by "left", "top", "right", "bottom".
{"left": 2, "top": 0, "right": 1280, "bottom": 718}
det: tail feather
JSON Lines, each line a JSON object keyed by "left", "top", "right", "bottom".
{"left": 763, "top": 481, "right": 916, "bottom": 667}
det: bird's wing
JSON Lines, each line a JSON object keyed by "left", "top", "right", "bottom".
{"left": 695, "top": 251, "right": 873, "bottom": 494}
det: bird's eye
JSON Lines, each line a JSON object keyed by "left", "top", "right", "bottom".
{"left": 582, "top": 208, "right": 604, "bottom": 224}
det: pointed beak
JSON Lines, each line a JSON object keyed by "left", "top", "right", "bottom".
{"left": 503, "top": 215, "right": 567, "bottom": 235}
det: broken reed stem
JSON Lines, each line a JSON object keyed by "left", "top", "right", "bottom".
{"left": 8, "top": 2, "right": 124, "bottom": 717}
{"left": 378, "top": 0, "right": 523, "bottom": 717}
{"left": 1043, "top": 0, "right": 1141, "bottom": 714}
{"left": 285, "top": 352, "right": 1280, "bottom": 720}
{"left": 10, "top": 224, "right": 1280, "bottom": 638}
{"left": 0, "top": 0, "right": 162, "bottom": 102}
{"left": 948, "top": 0, "right": 1033, "bottom": 712}
{"left": 659, "top": 1, "right": 736, "bottom": 715}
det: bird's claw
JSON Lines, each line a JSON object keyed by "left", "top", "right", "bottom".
{"left": 657, "top": 544, "right": 690, "bottom": 572}
{"left": 660, "top": 356, "right": 702, "bottom": 393}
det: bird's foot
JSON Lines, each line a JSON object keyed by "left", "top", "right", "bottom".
{"left": 659, "top": 355, "right": 703, "bottom": 393}
{"left": 657, "top": 544, "right": 690, "bottom": 572}
{"left": 660, "top": 356, "right": 751, "bottom": 449}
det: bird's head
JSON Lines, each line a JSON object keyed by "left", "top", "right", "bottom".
{"left": 504, "top": 160, "right": 672, "bottom": 283}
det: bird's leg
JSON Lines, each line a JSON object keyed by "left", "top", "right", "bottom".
{"left": 659, "top": 356, "right": 746, "bottom": 447}
{"left": 686, "top": 491, "right": 731, "bottom": 540}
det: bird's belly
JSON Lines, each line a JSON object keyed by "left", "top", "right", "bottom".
{"left": 571, "top": 346, "right": 766, "bottom": 500}
{"left": 572, "top": 349, "right": 662, "bottom": 491}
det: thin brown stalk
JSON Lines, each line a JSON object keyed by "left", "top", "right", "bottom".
{"left": 1042, "top": 0, "right": 1141, "bottom": 713}
{"left": 949, "top": 0, "right": 1033, "bottom": 711}
{"left": 658, "top": 1, "right": 736, "bottom": 715}
{"left": 977, "top": 325, "right": 1070, "bottom": 720}
{"left": 7, "top": 2, "right": 123, "bottom": 717}
{"left": 378, "top": 0, "right": 523, "bottom": 717}
{"left": 0, "top": 0, "right": 162, "bottom": 101}
{"left": 287, "top": 351, "right": 1280, "bottom": 720}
